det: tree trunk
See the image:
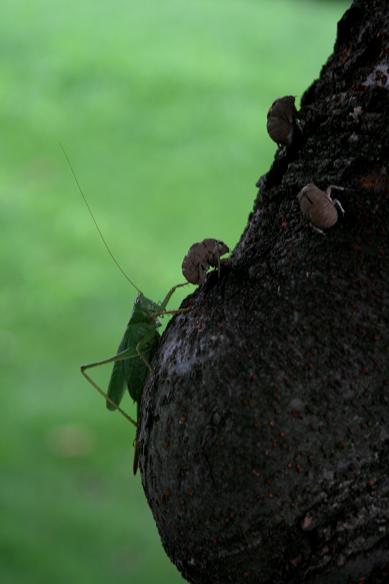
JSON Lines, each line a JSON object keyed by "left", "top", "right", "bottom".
{"left": 138, "top": 1, "right": 389, "bottom": 582}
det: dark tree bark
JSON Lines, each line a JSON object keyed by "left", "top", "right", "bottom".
{"left": 138, "top": 1, "right": 389, "bottom": 582}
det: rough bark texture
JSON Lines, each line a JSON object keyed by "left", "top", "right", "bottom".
{"left": 138, "top": 1, "right": 389, "bottom": 582}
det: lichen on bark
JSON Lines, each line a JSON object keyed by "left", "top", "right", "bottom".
{"left": 137, "top": 1, "right": 389, "bottom": 582}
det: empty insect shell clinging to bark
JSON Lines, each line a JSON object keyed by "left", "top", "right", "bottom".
{"left": 182, "top": 239, "right": 229, "bottom": 285}
{"left": 266, "top": 95, "right": 298, "bottom": 146}
{"left": 297, "top": 183, "right": 345, "bottom": 234}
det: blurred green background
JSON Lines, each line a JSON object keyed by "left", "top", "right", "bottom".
{"left": 0, "top": 0, "right": 348, "bottom": 582}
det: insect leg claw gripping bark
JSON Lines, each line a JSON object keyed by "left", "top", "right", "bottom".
{"left": 327, "top": 185, "right": 346, "bottom": 215}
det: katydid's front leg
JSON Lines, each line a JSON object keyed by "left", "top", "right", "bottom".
{"left": 154, "top": 307, "right": 192, "bottom": 317}
{"left": 159, "top": 282, "right": 188, "bottom": 311}
{"left": 153, "top": 283, "right": 191, "bottom": 319}
{"left": 81, "top": 348, "right": 139, "bottom": 426}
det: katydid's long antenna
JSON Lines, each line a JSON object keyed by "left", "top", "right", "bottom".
{"left": 60, "top": 144, "right": 142, "bottom": 294}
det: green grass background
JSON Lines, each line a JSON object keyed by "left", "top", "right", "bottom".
{"left": 0, "top": 0, "right": 348, "bottom": 582}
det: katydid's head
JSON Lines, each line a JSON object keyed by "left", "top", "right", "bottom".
{"left": 131, "top": 293, "right": 161, "bottom": 323}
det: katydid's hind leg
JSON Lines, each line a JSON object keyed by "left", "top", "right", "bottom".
{"left": 80, "top": 348, "right": 139, "bottom": 426}
{"left": 81, "top": 367, "right": 137, "bottom": 426}
{"left": 81, "top": 347, "right": 136, "bottom": 372}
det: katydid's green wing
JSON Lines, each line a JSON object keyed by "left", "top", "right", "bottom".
{"left": 106, "top": 329, "right": 129, "bottom": 410}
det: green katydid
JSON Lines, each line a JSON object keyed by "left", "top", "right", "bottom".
{"left": 61, "top": 146, "right": 187, "bottom": 473}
